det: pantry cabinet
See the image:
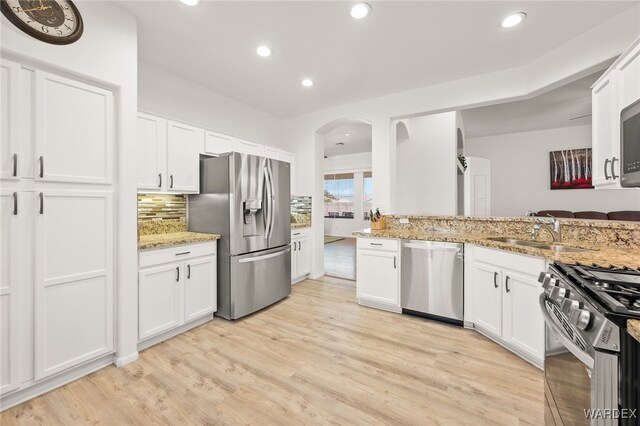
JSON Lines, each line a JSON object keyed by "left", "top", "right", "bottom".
{"left": 465, "top": 245, "right": 546, "bottom": 368}
{"left": 1, "top": 58, "right": 20, "bottom": 181}
{"left": 592, "top": 36, "right": 640, "bottom": 189}
{"left": 291, "top": 228, "right": 311, "bottom": 282}
{"left": 138, "top": 242, "right": 217, "bottom": 343}
{"left": 356, "top": 238, "right": 400, "bottom": 312}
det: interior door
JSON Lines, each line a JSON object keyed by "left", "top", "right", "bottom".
{"left": 34, "top": 190, "right": 114, "bottom": 379}
{"left": 267, "top": 158, "right": 291, "bottom": 249}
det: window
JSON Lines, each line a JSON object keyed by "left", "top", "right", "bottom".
{"left": 363, "top": 172, "right": 373, "bottom": 219}
{"left": 324, "top": 173, "right": 354, "bottom": 218}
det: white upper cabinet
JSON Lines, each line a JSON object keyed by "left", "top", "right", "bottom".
{"left": 617, "top": 41, "right": 640, "bottom": 110}
{"left": 34, "top": 190, "right": 114, "bottom": 380}
{"left": 236, "top": 139, "right": 265, "bottom": 157}
{"left": 280, "top": 151, "right": 296, "bottom": 194}
{"left": 35, "top": 71, "right": 113, "bottom": 185}
{"left": 264, "top": 146, "right": 281, "bottom": 160}
{"left": 204, "top": 131, "right": 235, "bottom": 156}
{"left": 0, "top": 59, "right": 20, "bottom": 181}
{"left": 167, "top": 120, "right": 202, "bottom": 193}
{"left": 137, "top": 113, "right": 166, "bottom": 192}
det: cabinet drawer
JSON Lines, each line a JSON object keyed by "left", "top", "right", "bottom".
{"left": 139, "top": 242, "right": 217, "bottom": 268}
{"left": 291, "top": 227, "right": 311, "bottom": 239}
{"left": 357, "top": 237, "right": 398, "bottom": 252}
{"left": 473, "top": 245, "right": 545, "bottom": 274}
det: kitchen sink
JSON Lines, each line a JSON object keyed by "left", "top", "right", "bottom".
{"left": 488, "top": 237, "right": 590, "bottom": 253}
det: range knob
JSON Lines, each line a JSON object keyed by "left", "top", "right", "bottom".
{"left": 550, "top": 286, "right": 568, "bottom": 303}
{"left": 560, "top": 298, "right": 581, "bottom": 315}
{"left": 542, "top": 277, "right": 559, "bottom": 293}
{"left": 538, "top": 272, "right": 551, "bottom": 284}
{"left": 570, "top": 308, "right": 592, "bottom": 331}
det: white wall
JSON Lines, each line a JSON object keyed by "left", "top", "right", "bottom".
{"left": 138, "top": 61, "right": 284, "bottom": 147}
{"left": 1, "top": 2, "right": 139, "bottom": 364}
{"left": 396, "top": 112, "right": 458, "bottom": 215}
{"left": 281, "top": 9, "right": 639, "bottom": 278}
{"left": 466, "top": 125, "right": 640, "bottom": 216}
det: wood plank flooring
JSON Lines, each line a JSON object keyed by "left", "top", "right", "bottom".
{"left": 1, "top": 277, "right": 543, "bottom": 425}
{"left": 324, "top": 237, "right": 356, "bottom": 280}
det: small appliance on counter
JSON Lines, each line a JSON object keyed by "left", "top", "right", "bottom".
{"left": 188, "top": 152, "right": 291, "bottom": 320}
{"left": 539, "top": 262, "right": 640, "bottom": 425}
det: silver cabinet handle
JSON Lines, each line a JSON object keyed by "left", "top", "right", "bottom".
{"left": 175, "top": 251, "right": 191, "bottom": 256}
{"left": 39, "top": 156, "right": 44, "bottom": 178}
{"left": 38, "top": 192, "right": 44, "bottom": 214}
{"left": 169, "top": 174, "right": 174, "bottom": 188}
{"left": 158, "top": 173, "right": 162, "bottom": 188}
{"left": 176, "top": 266, "right": 180, "bottom": 282}
{"left": 604, "top": 158, "right": 611, "bottom": 180}
{"left": 493, "top": 271, "right": 499, "bottom": 288}
{"left": 12, "top": 153, "right": 17, "bottom": 177}
{"left": 187, "top": 264, "right": 191, "bottom": 279}
{"left": 611, "top": 157, "right": 619, "bottom": 180}
{"left": 12, "top": 192, "right": 17, "bottom": 215}
{"left": 394, "top": 256, "right": 397, "bottom": 269}
{"left": 505, "top": 276, "right": 511, "bottom": 293}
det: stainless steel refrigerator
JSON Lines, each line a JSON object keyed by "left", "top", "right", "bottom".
{"left": 188, "top": 152, "right": 291, "bottom": 320}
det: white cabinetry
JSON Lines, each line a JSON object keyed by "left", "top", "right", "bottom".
{"left": 236, "top": 139, "right": 265, "bottom": 157}
{"left": 592, "top": 36, "right": 640, "bottom": 189}
{"left": 0, "top": 58, "right": 116, "bottom": 401}
{"left": 138, "top": 243, "right": 217, "bottom": 344}
{"left": 465, "top": 245, "right": 546, "bottom": 368}
{"left": 280, "top": 151, "right": 296, "bottom": 194}
{"left": 356, "top": 238, "right": 400, "bottom": 312}
{"left": 204, "top": 131, "right": 235, "bottom": 156}
{"left": 291, "top": 228, "right": 311, "bottom": 282}
{"left": 136, "top": 113, "right": 202, "bottom": 193}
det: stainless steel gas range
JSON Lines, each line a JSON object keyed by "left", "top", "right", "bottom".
{"left": 539, "top": 263, "right": 640, "bottom": 426}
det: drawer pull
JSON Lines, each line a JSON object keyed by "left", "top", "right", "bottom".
{"left": 293, "top": 232, "right": 301, "bottom": 236}
{"left": 370, "top": 243, "right": 383, "bottom": 246}
{"left": 175, "top": 251, "right": 191, "bottom": 256}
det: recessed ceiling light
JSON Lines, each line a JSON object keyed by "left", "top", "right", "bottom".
{"left": 256, "top": 46, "right": 273, "bottom": 57}
{"left": 179, "top": 0, "right": 199, "bottom": 6}
{"left": 350, "top": 3, "right": 371, "bottom": 19}
{"left": 301, "top": 78, "right": 314, "bottom": 87}
{"left": 345, "top": 133, "right": 351, "bottom": 137}
{"left": 501, "top": 12, "right": 526, "bottom": 28}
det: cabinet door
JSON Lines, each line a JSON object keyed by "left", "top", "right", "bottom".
{"left": 0, "top": 191, "right": 20, "bottom": 393}
{"left": 501, "top": 270, "right": 545, "bottom": 363}
{"left": 296, "top": 236, "right": 311, "bottom": 277}
{"left": 236, "top": 139, "right": 265, "bottom": 157}
{"left": 264, "top": 147, "right": 281, "bottom": 160}
{"left": 290, "top": 240, "right": 298, "bottom": 280}
{"left": 0, "top": 58, "right": 20, "bottom": 181}
{"left": 137, "top": 113, "right": 166, "bottom": 191}
{"left": 280, "top": 151, "right": 296, "bottom": 194}
{"left": 139, "top": 263, "right": 184, "bottom": 340}
{"left": 34, "top": 191, "right": 114, "bottom": 379}
{"left": 184, "top": 256, "right": 217, "bottom": 321}
{"left": 617, "top": 43, "right": 640, "bottom": 111}
{"left": 470, "top": 261, "right": 502, "bottom": 337}
{"left": 356, "top": 249, "right": 399, "bottom": 306}
{"left": 167, "top": 120, "right": 202, "bottom": 193}
{"left": 35, "top": 71, "right": 114, "bottom": 184}
{"left": 592, "top": 75, "right": 618, "bottom": 188}
{"left": 204, "top": 131, "right": 235, "bottom": 156}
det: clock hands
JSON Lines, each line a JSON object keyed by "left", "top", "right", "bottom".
{"left": 23, "top": 5, "right": 53, "bottom": 12}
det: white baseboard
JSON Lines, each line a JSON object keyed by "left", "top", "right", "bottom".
{"left": 357, "top": 298, "right": 402, "bottom": 314}
{"left": 114, "top": 352, "right": 139, "bottom": 367}
{"left": 137, "top": 313, "right": 213, "bottom": 351}
{"left": 0, "top": 354, "right": 113, "bottom": 411}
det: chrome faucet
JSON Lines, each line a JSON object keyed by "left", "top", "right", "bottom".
{"left": 531, "top": 215, "right": 562, "bottom": 242}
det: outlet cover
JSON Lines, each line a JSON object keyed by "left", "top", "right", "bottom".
{"left": 399, "top": 218, "right": 409, "bottom": 224}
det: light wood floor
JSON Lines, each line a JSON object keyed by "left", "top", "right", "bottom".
{"left": 324, "top": 237, "right": 356, "bottom": 280}
{"left": 1, "top": 277, "right": 543, "bottom": 425}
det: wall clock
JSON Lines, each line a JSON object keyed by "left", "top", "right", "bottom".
{"left": 1, "top": 0, "right": 83, "bottom": 45}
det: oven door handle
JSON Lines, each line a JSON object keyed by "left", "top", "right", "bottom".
{"left": 539, "top": 294, "right": 595, "bottom": 369}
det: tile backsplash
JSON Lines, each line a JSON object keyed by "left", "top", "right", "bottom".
{"left": 138, "top": 193, "right": 186, "bottom": 221}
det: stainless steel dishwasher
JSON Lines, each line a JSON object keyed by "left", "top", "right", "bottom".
{"left": 401, "top": 240, "right": 464, "bottom": 325}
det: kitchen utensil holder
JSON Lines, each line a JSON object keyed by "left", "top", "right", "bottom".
{"left": 371, "top": 217, "right": 386, "bottom": 230}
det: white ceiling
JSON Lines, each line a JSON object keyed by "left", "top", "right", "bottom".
{"left": 323, "top": 122, "right": 372, "bottom": 157}
{"left": 116, "top": 1, "right": 635, "bottom": 118}
{"left": 461, "top": 70, "right": 605, "bottom": 139}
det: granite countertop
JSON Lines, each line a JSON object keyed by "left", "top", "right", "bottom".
{"left": 291, "top": 223, "right": 312, "bottom": 229}
{"left": 629, "top": 320, "right": 640, "bottom": 344}
{"left": 138, "top": 232, "right": 221, "bottom": 251}
{"left": 353, "top": 228, "right": 640, "bottom": 269}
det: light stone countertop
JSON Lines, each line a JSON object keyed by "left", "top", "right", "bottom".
{"left": 138, "top": 232, "right": 221, "bottom": 250}
{"left": 352, "top": 228, "right": 640, "bottom": 269}
{"left": 291, "top": 223, "right": 312, "bottom": 229}
{"left": 629, "top": 320, "right": 640, "bottom": 344}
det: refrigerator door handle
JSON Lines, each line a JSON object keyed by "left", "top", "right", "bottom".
{"left": 238, "top": 246, "right": 291, "bottom": 263}
{"left": 264, "top": 162, "right": 274, "bottom": 240}
{"left": 267, "top": 159, "right": 276, "bottom": 240}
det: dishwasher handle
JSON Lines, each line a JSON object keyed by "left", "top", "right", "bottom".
{"left": 402, "top": 242, "right": 461, "bottom": 253}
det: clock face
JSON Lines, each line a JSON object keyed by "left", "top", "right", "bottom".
{"left": 1, "top": 0, "right": 83, "bottom": 45}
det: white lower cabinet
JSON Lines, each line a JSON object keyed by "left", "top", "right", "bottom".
{"left": 291, "top": 228, "right": 311, "bottom": 282}
{"left": 465, "top": 245, "right": 546, "bottom": 368}
{"left": 356, "top": 238, "right": 400, "bottom": 312}
{"left": 138, "top": 243, "right": 217, "bottom": 344}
